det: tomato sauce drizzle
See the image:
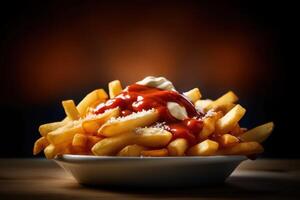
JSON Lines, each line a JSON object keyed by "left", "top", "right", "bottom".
{"left": 93, "top": 84, "right": 204, "bottom": 144}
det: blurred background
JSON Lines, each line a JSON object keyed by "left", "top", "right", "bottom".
{"left": 0, "top": 1, "right": 295, "bottom": 157}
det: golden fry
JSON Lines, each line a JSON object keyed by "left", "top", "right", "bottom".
{"left": 195, "top": 99, "right": 213, "bottom": 112}
{"left": 92, "top": 126, "right": 173, "bottom": 155}
{"left": 240, "top": 122, "right": 274, "bottom": 143}
{"left": 44, "top": 144, "right": 59, "bottom": 159}
{"left": 141, "top": 149, "right": 169, "bottom": 157}
{"left": 47, "top": 122, "right": 84, "bottom": 145}
{"left": 76, "top": 89, "right": 108, "bottom": 116}
{"left": 134, "top": 128, "right": 172, "bottom": 148}
{"left": 39, "top": 121, "right": 67, "bottom": 137}
{"left": 33, "top": 137, "right": 49, "bottom": 155}
{"left": 40, "top": 89, "right": 107, "bottom": 136}
{"left": 72, "top": 134, "right": 88, "bottom": 148}
{"left": 230, "top": 124, "right": 245, "bottom": 136}
{"left": 187, "top": 139, "right": 219, "bottom": 156}
{"left": 92, "top": 132, "right": 135, "bottom": 156}
{"left": 205, "top": 91, "right": 238, "bottom": 111}
{"left": 217, "top": 142, "right": 264, "bottom": 155}
{"left": 62, "top": 100, "right": 81, "bottom": 120}
{"left": 98, "top": 109, "right": 159, "bottom": 137}
{"left": 82, "top": 107, "right": 120, "bottom": 134}
{"left": 215, "top": 104, "right": 246, "bottom": 135}
{"left": 118, "top": 144, "right": 146, "bottom": 156}
{"left": 87, "top": 135, "right": 103, "bottom": 149}
{"left": 168, "top": 138, "right": 188, "bottom": 156}
{"left": 109, "top": 80, "right": 123, "bottom": 99}
{"left": 198, "top": 111, "right": 223, "bottom": 140}
{"left": 219, "top": 134, "right": 239, "bottom": 147}
{"left": 184, "top": 88, "right": 202, "bottom": 103}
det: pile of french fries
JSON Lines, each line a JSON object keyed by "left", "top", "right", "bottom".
{"left": 33, "top": 80, "right": 274, "bottom": 159}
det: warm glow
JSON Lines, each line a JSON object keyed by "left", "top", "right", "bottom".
{"left": 13, "top": 2, "right": 266, "bottom": 103}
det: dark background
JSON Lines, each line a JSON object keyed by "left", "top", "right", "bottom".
{"left": 0, "top": 1, "right": 296, "bottom": 158}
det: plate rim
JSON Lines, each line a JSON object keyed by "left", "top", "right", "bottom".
{"left": 55, "top": 154, "right": 247, "bottom": 163}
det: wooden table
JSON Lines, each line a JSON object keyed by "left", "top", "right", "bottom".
{"left": 0, "top": 159, "right": 299, "bottom": 199}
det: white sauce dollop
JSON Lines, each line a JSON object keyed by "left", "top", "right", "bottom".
{"left": 136, "top": 76, "right": 176, "bottom": 91}
{"left": 167, "top": 102, "right": 188, "bottom": 121}
{"left": 137, "top": 76, "right": 188, "bottom": 121}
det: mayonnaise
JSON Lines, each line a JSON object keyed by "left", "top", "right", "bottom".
{"left": 136, "top": 76, "right": 176, "bottom": 91}
{"left": 137, "top": 76, "right": 188, "bottom": 120}
{"left": 167, "top": 102, "right": 188, "bottom": 120}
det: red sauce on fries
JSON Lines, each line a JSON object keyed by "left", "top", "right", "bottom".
{"left": 94, "top": 84, "right": 204, "bottom": 144}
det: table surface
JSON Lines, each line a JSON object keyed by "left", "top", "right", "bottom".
{"left": 0, "top": 159, "right": 299, "bottom": 200}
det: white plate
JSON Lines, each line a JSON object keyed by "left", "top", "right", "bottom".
{"left": 55, "top": 155, "right": 246, "bottom": 187}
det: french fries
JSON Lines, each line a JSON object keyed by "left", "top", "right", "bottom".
{"left": 141, "top": 149, "right": 169, "bottom": 157}
{"left": 198, "top": 111, "right": 223, "bottom": 140}
{"left": 187, "top": 139, "right": 219, "bottom": 156}
{"left": 215, "top": 104, "right": 246, "bottom": 135}
{"left": 47, "top": 122, "right": 84, "bottom": 145}
{"left": 62, "top": 100, "right": 81, "bottom": 120}
{"left": 230, "top": 124, "right": 245, "bottom": 136}
{"left": 39, "top": 89, "right": 108, "bottom": 137}
{"left": 72, "top": 134, "right": 88, "bottom": 148}
{"left": 44, "top": 144, "right": 59, "bottom": 159}
{"left": 109, "top": 80, "right": 123, "bottom": 99}
{"left": 98, "top": 109, "right": 159, "bottom": 137}
{"left": 33, "top": 137, "right": 49, "bottom": 155}
{"left": 92, "top": 128, "right": 172, "bottom": 155}
{"left": 168, "top": 138, "right": 188, "bottom": 156}
{"left": 217, "top": 142, "right": 264, "bottom": 155}
{"left": 86, "top": 135, "right": 103, "bottom": 149}
{"left": 92, "top": 132, "right": 135, "bottom": 156}
{"left": 184, "top": 88, "right": 202, "bottom": 103}
{"left": 134, "top": 128, "right": 172, "bottom": 147}
{"left": 240, "top": 122, "right": 274, "bottom": 143}
{"left": 76, "top": 89, "right": 108, "bottom": 115}
{"left": 34, "top": 77, "right": 273, "bottom": 159}
{"left": 205, "top": 91, "right": 238, "bottom": 112}
{"left": 118, "top": 144, "right": 147, "bottom": 156}
{"left": 195, "top": 99, "right": 213, "bottom": 112}
{"left": 82, "top": 107, "right": 120, "bottom": 134}
{"left": 218, "top": 134, "right": 239, "bottom": 147}
{"left": 39, "top": 121, "right": 67, "bottom": 137}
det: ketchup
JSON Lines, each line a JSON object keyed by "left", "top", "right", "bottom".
{"left": 94, "top": 84, "right": 204, "bottom": 144}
